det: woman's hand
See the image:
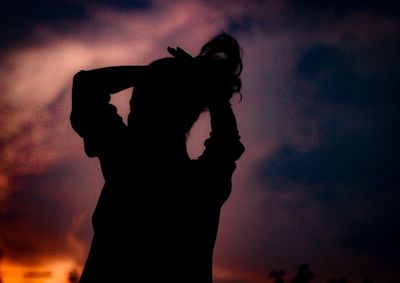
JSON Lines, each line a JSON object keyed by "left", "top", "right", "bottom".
{"left": 167, "top": 46, "right": 193, "bottom": 61}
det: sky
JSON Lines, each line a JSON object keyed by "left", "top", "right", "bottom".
{"left": 0, "top": 0, "right": 399, "bottom": 282}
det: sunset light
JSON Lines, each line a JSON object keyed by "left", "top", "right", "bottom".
{"left": 0, "top": 0, "right": 399, "bottom": 282}
{"left": 0, "top": 260, "right": 79, "bottom": 283}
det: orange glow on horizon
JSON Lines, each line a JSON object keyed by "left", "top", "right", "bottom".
{"left": 214, "top": 266, "right": 268, "bottom": 283}
{"left": 0, "top": 259, "right": 80, "bottom": 283}
{"left": 0, "top": 260, "right": 270, "bottom": 283}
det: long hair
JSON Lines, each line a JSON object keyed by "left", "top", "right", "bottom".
{"left": 129, "top": 33, "right": 243, "bottom": 136}
{"left": 172, "top": 33, "right": 243, "bottom": 134}
{"left": 198, "top": 33, "right": 243, "bottom": 97}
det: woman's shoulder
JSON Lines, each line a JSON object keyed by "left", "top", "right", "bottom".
{"left": 149, "top": 56, "right": 201, "bottom": 71}
{"left": 149, "top": 57, "right": 176, "bottom": 66}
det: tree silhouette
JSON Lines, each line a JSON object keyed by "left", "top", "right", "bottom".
{"left": 291, "top": 264, "right": 314, "bottom": 283}
{"left": 269, "top": 269, "right": 285, "bottom": 283}
{"left": 267, "top": 264, "right": 376, "bottom": 283}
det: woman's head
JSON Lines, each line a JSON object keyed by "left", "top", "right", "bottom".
{"left": 129, "top": 33, "right": 243, "bottom": 136}
{"left": 178, "top": 33, "right": 243, "bottom": 133}
{"left": 198, "top": 33, "right": 243, "bottom": 95}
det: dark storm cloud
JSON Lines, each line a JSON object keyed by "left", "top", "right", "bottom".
{"left": 260, "top": 30, "right": 400, "bottom": 264}
{"left": 296, "top": 44, "right": 358, "bottom": 104}
{"left": 91, "top": 0, "right": 151, "bottom": 10}
{"left": 0, "top": 0, "right": 151, "bottom": 49}
{"left": 264, "top": 41, "right": 400, "bottom": 194}
{"left": 296, "top": 41, "right": 400, "bottom": 106}
{"left": 338, "top": 192, "right": 400, "bottom": 266}
{"left": 0, "top": 1, "right": 86, "bottom": 48}
{"left": 289, "top": 0, "right": 400, "bottom": 22}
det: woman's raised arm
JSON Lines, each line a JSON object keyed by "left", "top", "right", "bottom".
{"left": 70, "top": 66, "right": 147, "bottom": 158}
{"left": 73, "top": 66, "right": 148, "bottom": 95}
{"left": 199, "top": 100, "right": 245, "bottom": 163}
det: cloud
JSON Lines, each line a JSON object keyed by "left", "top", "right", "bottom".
{"left": 23, "top": 270, "right": 52, "bottom": 278}
{"left": 0, "top": 0, "right": 154, "bottom": 49}
{"left": 259, "top": 16, "right": 400, "bottom": 272}
{"left": 0, "top": 161, "right": 98, "bottom": 264}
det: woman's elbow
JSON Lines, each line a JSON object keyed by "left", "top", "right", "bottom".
{"left": 73, "top": 70, "right": 88, "bottom": 88}
{"left": 71, "top": 70, "right": 89, "bottom": 111}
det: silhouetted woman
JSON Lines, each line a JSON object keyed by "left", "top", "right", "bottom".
{"left": 71, "top": 33, "right": 244, "bottom": 283}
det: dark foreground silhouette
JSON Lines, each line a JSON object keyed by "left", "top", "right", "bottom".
{"left": 71, "top": 34, "right": 244, "bottom": 282}
{"left": 269, "top": 264, "right": 374, "bottom": 283}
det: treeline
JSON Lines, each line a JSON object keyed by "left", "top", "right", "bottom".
{"left": 269, "top": 264, "right": 373, "bottom": 283}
